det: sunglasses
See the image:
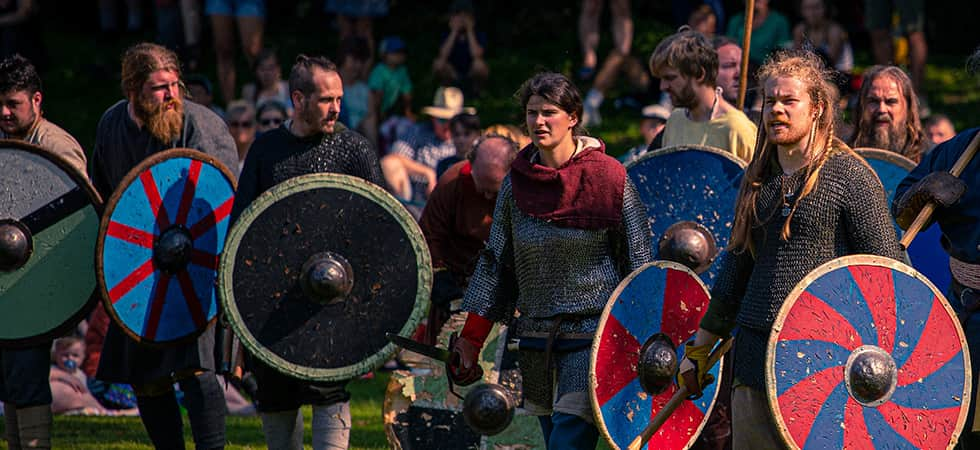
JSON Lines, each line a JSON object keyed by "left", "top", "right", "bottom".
{"left": 260, "top": 117, "right": 284, "bottom": 126}
{"left": 229, "top": 120, "right": 254, "bottom": 128}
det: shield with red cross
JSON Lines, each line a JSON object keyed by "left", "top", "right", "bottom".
{"left": 96, "top": 149, "right": 236, "bottom": 345}
{"left": 590, "top": 261, "right": 724, "bottom": 450}
{"left": 767, "top": 254, "right": 971, "bottom": 449}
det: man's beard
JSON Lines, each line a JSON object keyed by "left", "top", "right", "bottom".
{"left": 297, "top": 102, "right": 338, "bottom": 134}
{"left": 1, "top": 110, "right": 36, "bottom": 138}
{"left": 767, "top": 117, "right": 811, "bottom": 146}
{"left": 857, "top": 120, "right": 907, "bottom": 153}
{"left": 135, "top": 95, "right": 184, "bottom": 143}
{"left": 670, "top": 82, "right": 698, "bottom": 110}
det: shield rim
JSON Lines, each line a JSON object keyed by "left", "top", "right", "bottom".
{"left": 765, "top": 254, "right": 972, "bottom": 450}
{"left": 219, "top": 173, "right": 432, "bottom": 382}
{"left": 624, "top": 144, "right": 748, "bottom": 171}
{"left": 854, "top": 147, "right": 917, "bottom": 172}
{"left": 589, "top": 260, "right": 722, "bottom": 450}
{"left": 95, "top": 148, "right": 237, "bottom": 346}
{"left": 0, "top": 139, "right": 104, "bottom": 348}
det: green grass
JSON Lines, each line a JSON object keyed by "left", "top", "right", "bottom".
{"left": 0, "top": 374, "right": 390, "bottom": 449}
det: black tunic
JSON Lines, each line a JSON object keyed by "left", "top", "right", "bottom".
{"left": 89, "top": 100, "right": 238, "bottom": 385}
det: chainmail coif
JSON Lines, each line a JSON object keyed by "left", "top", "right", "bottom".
{"left": 705, "top": 150, "right": 903, "bottom": 390}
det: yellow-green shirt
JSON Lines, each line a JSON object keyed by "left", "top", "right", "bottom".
{"left": 662, "top": 109, "right": 757, "bottom": 163}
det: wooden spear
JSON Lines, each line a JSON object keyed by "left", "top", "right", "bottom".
{"left": 736, "top": 0, "right": 755, "bottom": 110}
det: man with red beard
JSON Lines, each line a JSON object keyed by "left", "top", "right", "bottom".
{"left": 230, "top": 54, "right": 385, "bottom": 450}
{"left": 649, "top": 27, "right": 757, "bottom": 163}
{"left": 0, "top": 54, "right": 85, "bottom": 450}
{"left": 89, "top": 42, "right": 236, "bottom": 450}
{"left": 852, "top": 65, "right": 926, "bottom": 163}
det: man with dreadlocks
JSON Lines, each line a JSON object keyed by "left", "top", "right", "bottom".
{"left": 851, "top": 65, "right": 926, "bottom": 163}
{"left": 893, "top": 47, "right": 980, "bottom": 448}
{"left": 676, "top": 50, "right": 903, "bottom": 447}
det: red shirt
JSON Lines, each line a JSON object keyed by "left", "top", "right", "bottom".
{"left": 419, "top": 161, "right": 496, "bottom": 283}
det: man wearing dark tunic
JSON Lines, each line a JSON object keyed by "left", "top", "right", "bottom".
{"left": 0, "top": 54, "right": 86, "bottom": 450}
{"left": 88, "top": 42, "right": 236, "bottom": 450}
{"left": 230, "top": 54, "right": 384, "bottom": 450}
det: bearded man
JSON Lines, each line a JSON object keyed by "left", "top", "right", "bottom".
{"left": 649, "top": 27, "right": 756, "bottom": 163}
{"left": 678, "top": 50, "right": 903, "bottom": 447}
{"left": 89, "top": 42, "right": 237, "bottom": 450}
{"left": 852, "top": 65, "right": 926, "bottom": 163}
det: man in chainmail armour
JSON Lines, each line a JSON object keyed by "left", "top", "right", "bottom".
{"left": 677, "top": 50, "right": 903, "bottom": 448}
{"left": 893, "top": 46, "right": 980, "bottom": 449}
{"left": 230, "top": 54, "right": 385, "bottom": 450}
{"left": 447, "top": 72, "right": 652, "bottom": 449}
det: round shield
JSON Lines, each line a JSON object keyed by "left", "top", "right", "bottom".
{"left": 590, "top": 261, "right": 723, "bottom": 450}
{"left": 856, "top": 148, "right": 951, "bottom": 293}
{"left": 97, "top": 149, "right": 236, "bottom": 345}
{"left": 626, "top": 145, "right": 745, "bottom": 287}
{"left": 220, "top": 173, "right": 431, "bottom": 382}
{"left": 767, "top": 254, "right": 970, "bottom": 449}
{"left": 0, "top": 140, "right": 102, "bottom": 347}
{"left": 384, "top": 314, "right": 545, "bottom": 449}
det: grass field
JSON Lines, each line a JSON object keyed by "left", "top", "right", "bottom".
{"left": 0, "top": 373, "right": 391, "bottom": 449}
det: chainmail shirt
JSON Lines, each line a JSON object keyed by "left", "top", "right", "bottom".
{"left": 462, "top": 175, "right": 652, "bottom": 413}
{"left": 701, "top": 150, "right": 903, "bottom": 390}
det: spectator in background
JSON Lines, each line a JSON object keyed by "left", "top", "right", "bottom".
{"left": 432, "top": 0, "right": 488, "bottom": 97}
{"left": 83, "top": 307, "right": 139, "bottom": 414}
{"left": 581, "top": 0, "right": 650, "bottom": 127}
{"left": 436, "top": 112, "right": 481, "bottom": 178}
{"left": 688, "top": 4, "right": 718, "bottom": 38}
{"left": 792, "top": 0, "right": 853, "bottom": 74}
{"left": 98, "top": 0, "right": 142, "bottom": 37}
{"left": 866, "top": 0, "right": 927, "bottom": 103}
{"left": 713, "top": 36, "right": 742, "bottom": 105}
{"left": 0, "top": 0, "right": 44, "bottom": 71}
{"left": 255, "top": 99, "right": 287, "bottom": 134}
{"left": 619, "top": 104, "right": 669, "bottom": 164}
{"left": 49, "top": 337, "right": 138, "bottom": 416}
{"left": 378, "top": 95, "right": 415, "bottom": 156}
{"left": 923, "top": 114, "right": 956, "bottom": 149}
{"left": 225, "top": 100, "right": 256, "bottom": 170}
{"left": 338, "top": 36, "right": 374, "bottom": 145}
{"left": 324, "top": 0, "right": 388, "bottom": 79}
{"left": 186, "top": 73, "right": 226, "bottom": 119}
{"left": 370, "top": 36, "right": 413, "bottom": 124}
{"left": 381, "top": 87, "right": 474, "bottom": 206}
{"left": 241, "top": 48, "right": 292, "bottom": 116}
{"left": 725, "top": 0, "right": 790, "bottom": 68}
{"left": 852, "top": 65, "right": 925, "bottom": 163}
{"left": 207, "top": 0, "right": 265, "bottom": 104}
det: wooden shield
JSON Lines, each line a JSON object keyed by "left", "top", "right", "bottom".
{"left": 384, "top": 313, "right": 545, "bottom": 449}
{"left": 97, "top": 149, "right": 236, "bottom": 345}
{"left": 220, "top": 173, "right": 431, "bottom": 382}
{"left": 767, "top": 254, "right": 971, "bottom": 449}
{"left": 626, "top": 145, "right": 745, "bottom": 287}
{"left": 856, "top": 148, "right": 951, "bottom": 293}
{"left": 591, "top": 261, "right": 723, "bottom": 450}
{"left": 0, "top": 140, "right": 101, "bottom": 347}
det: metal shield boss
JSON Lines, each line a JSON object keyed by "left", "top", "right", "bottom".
{"left": 97, "top": 149, "right": 236, "bottom": 345}
{"left": 0, "top": 140, "right": 102, "bottom": 347}
{"left": 856, "top": 148, "right": 950, "bottom": 292}
{"left": 768, "top": 255, "right": 970, "bottom": 449}
{"left": 591, "top": 261, "right": 725, "bottom": 450}
{"left": 220, "top": 173, "right": 431, "bottom": 382}
{"left": 626, "top": 145, "right": 745, "bottom": 287}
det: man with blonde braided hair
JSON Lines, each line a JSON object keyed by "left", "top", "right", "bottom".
{"left": 852, "top": 65, "right": 926, "bottom": 163}
{"left": 90, "top": 42, "right": 236, "bottom": 450}
{"left": 676, "top": 50, "right": 903, "bottom": 447}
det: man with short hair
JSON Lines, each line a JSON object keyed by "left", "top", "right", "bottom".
{"left": 418, "top": 134, "right": 518, "bottom": 343}
{"left": 650, "top": 28, "right": 756, "bottom": 162}
{"left": 89, "top": 42, "right": 236, "bottom": 450}
{"left": 0, "top": 54, "right": 85, "bottom": 450}
{"left": 231, "top": 54, "right": 385, "bottom": 450}
{"left": 712, "top": 36, "right": 742, "bottom": 105}
{"left": 619, "top": 104, "right": 669, "bottom": 163}
{"left": 436, "top": 112, "right": 481, "bottom": 178}
{"left": 852, "top": 65, "right": 926, "bottom": 162}
{"left": 924, "top": 113, "right": 956, "bottom": 149}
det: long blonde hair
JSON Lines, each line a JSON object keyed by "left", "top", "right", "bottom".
{"left": 728, "top": 50, "right": 867, "bottom": 255}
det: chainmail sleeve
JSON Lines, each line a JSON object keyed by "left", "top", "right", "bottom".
{"left": 617, "top": 178, "right": 653, "bottom": 275}
{"left": 461, "top": 176, "right": 517, "bottom": 323}
{"left": 842, "top": 160, "right": 904, "bottom": 261}
{"left": 701, "top": 249, "right": 754, "bottom": 336}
